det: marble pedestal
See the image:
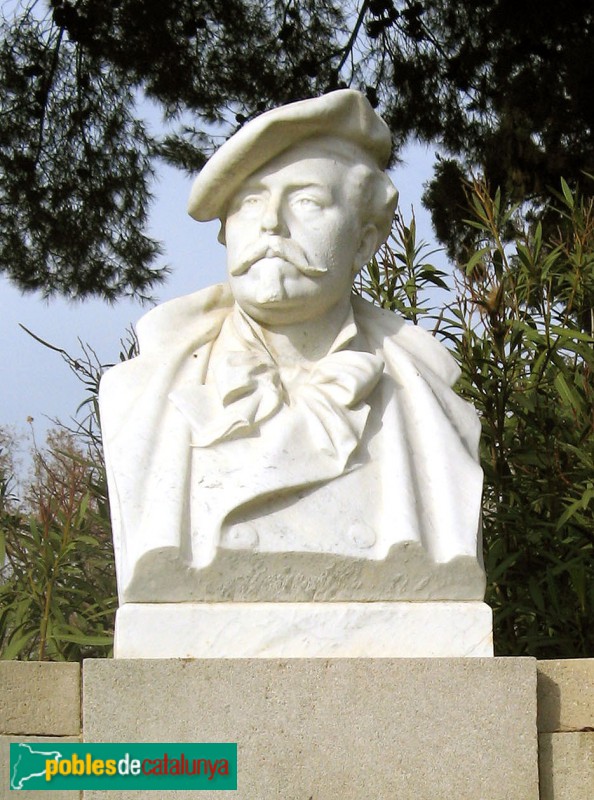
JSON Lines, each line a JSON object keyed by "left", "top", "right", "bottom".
{"left": 114, "top": 601, "right": 493, "bottom": 658}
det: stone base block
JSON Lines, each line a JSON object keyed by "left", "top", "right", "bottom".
{"left": 0, "top": 661, "right": 80, "bottom": 736}
{"left": 537, "top": 659, "right": 594, "bottom": 732}
{"left": 539, "top": 732, "right": 594, "bottom": 799}
{"left": 83, "top": 657, "right": 538, "bottom": 800}
{"left": 1, "top": 736, "right": 81, "bottom": 799}
{"left": 114, "top": 601, "right": 493, "bottom": 658}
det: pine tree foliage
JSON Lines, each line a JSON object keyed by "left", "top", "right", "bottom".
{"left": 0, "top": 5, "right": 165, "bottom": 299}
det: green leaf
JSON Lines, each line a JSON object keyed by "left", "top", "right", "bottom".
{"left": 550, "top": 326, "right": 594, "bottom": 343}
{"left": 464, "top": 246, "right": 491, "bottom": 275}
{"left": 0, "top": 628, "right": 36, "bottom": 660}
{"left": 55, "top": 633, "right": 113, "bottom": 646}
{"left": 560, "top": 177, "right": 575, "bottom": 209}
{"left": 568, "top": 564, "right": 587, "bottom": 611}
{"left": 487, "top": 551, "right": 521, "bottom": 583}
{"left": 529, "top": 577, "right": 546, "bottom": 613}
{"left": 554, "top": 372, "right": 584, "bottom": 413}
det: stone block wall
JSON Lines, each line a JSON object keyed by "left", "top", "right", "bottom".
{"left": 1, "top": 658, "right": 592, "bottom": 798}
{"left": 537, "top": 660, "right": 594, "bottom": 799}
{"left": 0, "top": 661, "right": 81, "bottom": 799}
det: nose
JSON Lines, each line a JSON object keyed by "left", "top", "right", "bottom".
{"left": 260, "top": 194, "right": 287, "bottom": 235}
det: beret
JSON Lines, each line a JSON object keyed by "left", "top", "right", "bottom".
{"left": 187, "top": 89, "right": 393, "bottom": 222}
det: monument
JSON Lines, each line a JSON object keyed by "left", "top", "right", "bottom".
{"left": 99, "top": 89, "right": 491, "bottom": 657}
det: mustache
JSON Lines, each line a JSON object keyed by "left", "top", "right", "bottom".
{"left": 229, "top": 236, "right": 328, "bottom": 277}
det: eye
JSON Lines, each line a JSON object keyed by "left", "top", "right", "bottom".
{"left": 240, "top": 194, "right": 264, "bottom": 209}
{"left": 290, "top": 194, "right": 324, "bottom": 211}
{"left": 229, "top": 192, "right": 266, "bottom": 218}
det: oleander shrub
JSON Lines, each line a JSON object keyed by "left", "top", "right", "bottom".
{"left": 362, "top": 182, "right": 594, "bottom": 657}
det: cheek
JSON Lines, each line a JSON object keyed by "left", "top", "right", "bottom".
{"left": 225, "top": 225, "right": 253, "bottom": 269}
{"left": 324, "top": 223, "right": 361, "bottom": 266}
{"left": 291, "top": 219, "right": 340, "bottom": 257}
{"left": 225, "top": 217, "right": 258, "bottom": 248}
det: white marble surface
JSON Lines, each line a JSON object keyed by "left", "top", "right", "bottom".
{"left": 114, "top": 602, "right": 493, "bottom": 658}
{"left": 100, "top": 90, "right": 485, "bottom": 615}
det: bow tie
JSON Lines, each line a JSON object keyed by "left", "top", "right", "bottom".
{"left": 192, "top": 308, "right": 385, "bottom": 463}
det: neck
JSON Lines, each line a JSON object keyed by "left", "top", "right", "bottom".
{"left": 238, "top": 296, "right": 353, "bottom": 366}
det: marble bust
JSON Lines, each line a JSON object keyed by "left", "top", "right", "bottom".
{"left": 99, "top": 90, "right": 485, "bottom": 611}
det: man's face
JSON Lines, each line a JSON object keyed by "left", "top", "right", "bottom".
{"left": 222, "top": 141, "right": 376, "bottom": 326}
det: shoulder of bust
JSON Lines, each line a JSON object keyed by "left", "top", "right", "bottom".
{"left": 99, "top": 283, "right": 233, "bottom": 398}
{"left": 136, "top": 282, "right": 233, "bottom": 352}
{"left": 352, "top": 295, "right": 460, "bottom": 387}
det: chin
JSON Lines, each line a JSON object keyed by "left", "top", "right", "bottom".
{"left": 236, "top": 294, "right": 313, "bottom": 325}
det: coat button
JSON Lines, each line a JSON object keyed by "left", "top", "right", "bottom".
{"left": 221, "top": 523, "right": 260, "bottom": 550}
{"left": 348, "top": 521, "right": 376, "bottom": 549}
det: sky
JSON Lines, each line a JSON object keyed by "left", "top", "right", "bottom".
{"left": 0, "top": 141, "right": 444, "bottom": 451}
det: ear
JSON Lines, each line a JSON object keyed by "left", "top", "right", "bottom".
{"left": 217, "top": 221, "right": 226, "bottom": 246}
{"left": 352, "top": 223, "right": 379, "bottom": 276}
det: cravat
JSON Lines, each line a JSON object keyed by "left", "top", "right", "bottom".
{"left": 193, "top": 307, "right": 385, "bottom": 461}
